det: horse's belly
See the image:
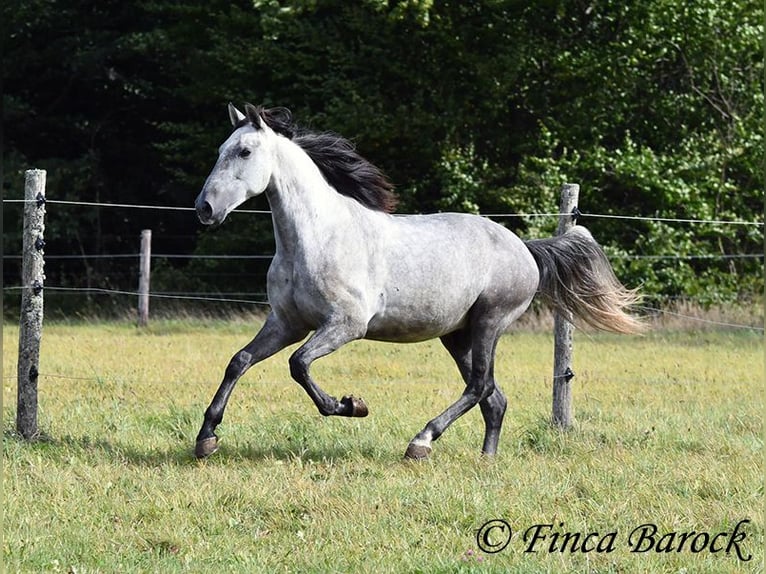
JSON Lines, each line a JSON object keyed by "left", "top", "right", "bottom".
{"left": 364, "top": 292, "right": 473, "bottom": 343}
{"left": 365, "top": 316, "right": 468, "bottom": 343}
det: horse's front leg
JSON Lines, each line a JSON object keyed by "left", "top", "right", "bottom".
{"left": 288, "top": 319, "right": 369, "bottom": 417}
{"left": 195, "top": 313, "right": 307, "bottom": 458}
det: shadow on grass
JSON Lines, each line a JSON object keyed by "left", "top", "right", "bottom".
{"left": 3, "top": 427, "right": 383, "bottom": 468}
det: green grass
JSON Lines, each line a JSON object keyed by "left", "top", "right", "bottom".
{"left": 3, "top": 319, "right": 764, "bottom": 573}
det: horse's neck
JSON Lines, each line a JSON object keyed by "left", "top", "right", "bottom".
{"left": 267, "top": 139, "right": 353, "bottom": 257}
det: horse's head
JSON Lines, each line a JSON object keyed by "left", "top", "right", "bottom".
{"left": 195, "top": 103, "right": 279, "bottom": 225}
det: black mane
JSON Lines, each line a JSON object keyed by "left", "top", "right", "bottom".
{"left": 242, "top": 104, "right": 397, "bottom": 213}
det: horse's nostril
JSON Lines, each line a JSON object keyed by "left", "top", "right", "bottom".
{"left": 197, "top": 201, "right": 214, "bottom": 223}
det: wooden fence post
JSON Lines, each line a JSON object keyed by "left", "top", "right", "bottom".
{"left": 137, "top": 229, "right": 152, "bottom": 327}
{"left": 17, "top": 169, "right": 46, "bottom": 439}
{"left": 552, "top": 183, "right": 579, "bottom": 429}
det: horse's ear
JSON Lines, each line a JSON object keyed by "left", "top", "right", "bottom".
{"left": 228, "top": 103, "right": 246, "bottom": 126}
{"left": 244, "top": 103, "right": 265, "bottom": 130}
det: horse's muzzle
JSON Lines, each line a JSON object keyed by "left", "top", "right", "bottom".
{"left": 195, "top": 198, "right": 215, "bottom": 225}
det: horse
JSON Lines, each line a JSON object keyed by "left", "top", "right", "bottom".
{"left": 192, "top": 103, "right": 644, "bottom": 460}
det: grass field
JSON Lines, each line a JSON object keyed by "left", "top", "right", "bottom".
{"left": 3, "top": 317, "right": 764, "bottom": 573}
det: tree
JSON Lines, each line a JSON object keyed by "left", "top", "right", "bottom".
{"left": 3, "top": 0, "right": 762, "bottom": 315}
{"left": 511, "top": 0, "right": 763, "bottom": 302}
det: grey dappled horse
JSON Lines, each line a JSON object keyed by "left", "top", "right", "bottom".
{"left": 193, "top": 103, "right": 644, "bottom": 460}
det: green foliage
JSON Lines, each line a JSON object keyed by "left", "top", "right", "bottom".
{"left": 515, "top": 126, "right": 763, "bottom": 301}
{"left": 510, "top": 0, "right": 763, "bottom": 303}
{"left": 3, "top": 0, "right": 762, "bottom": 314}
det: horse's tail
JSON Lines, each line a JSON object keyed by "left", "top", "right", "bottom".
{"left": 524, "top": 226, "right": 646, "bottom": 334}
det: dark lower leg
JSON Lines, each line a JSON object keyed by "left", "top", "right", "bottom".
{"left": 288, "top": 353, "right": 368, "bottom": 417}
{"left": 438, "top": 330, "right": 507, "bottom": 456}
{"left": 479, "top": 387, "right": 507, "bottom": 455}
{"left": 196, "top": 351, "right": 249, "bottom": 443}
{"left": 405, "top": 379, "right": 495, "bottom": 459}
{"left": 287, "top": 322, "right": 368, "bottom": 417}
{"left": 406, "top": 329, "right": 501, "bottom": 459}
{"left": 195, "top": 315, "right": 306, "bottom": 458}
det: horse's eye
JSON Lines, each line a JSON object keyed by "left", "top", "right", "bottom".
{"left": 239, "top": 148, "right": 251, "bottom": 158}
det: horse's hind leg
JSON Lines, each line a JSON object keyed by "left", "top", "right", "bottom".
{"left": 435, "top": 329, "right": 508, "bottom": 456}
{"left": 195, "top": 312, "right": 307, "bottom": 458}
{"left": 478, "top": 388, "right": 507, "bottom": 455}
{"left": 405, "top": 326, "right": 502, "bottom": 460}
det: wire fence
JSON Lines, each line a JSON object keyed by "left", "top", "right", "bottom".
{"left": 3, "top": 197, "right": 764, "bottom": 332}
{"left": 4, "top": 197, "right": 765, "bottom": 226}
{"left": 2, "top": 195, "right": 763, "bottom": 392}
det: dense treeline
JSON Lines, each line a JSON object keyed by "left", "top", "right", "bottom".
{"left": 3, "top": 0, "right": 763, "bottom": 315}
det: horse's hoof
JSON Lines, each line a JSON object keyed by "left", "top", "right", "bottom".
{"left": 195, "top": 436, "right": 219, "bottom": 459}
{"left": 340, "top": 395, "right": 369, "bottom": 417}
{"left": 404, "top": 442, "right": 432, "bottom": 460}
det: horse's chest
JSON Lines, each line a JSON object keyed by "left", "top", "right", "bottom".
{"left": 267, "top": 258, "right": 350, "bottom": 324}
